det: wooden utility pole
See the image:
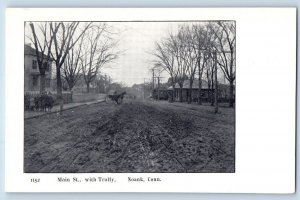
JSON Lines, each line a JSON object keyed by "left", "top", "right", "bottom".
{"left": 157, "top": 77, "right": 160, "bottom": 100}
{"left": 152, "top": 68, "right": 155, "bottom": 99}
{"left": 143, "top": 78, "right": 146, "bottom": 100}
{"left": 153, "top": 76, "right": 164, "bottom": 101}
{"left": 197, "top": 48, "right": 230, "bottom": 113}
{"left": 152, "top": 68, "right": 155, "bottom": 90}
{"left": 213, "top": 51, "right": 218, "bottom": 114}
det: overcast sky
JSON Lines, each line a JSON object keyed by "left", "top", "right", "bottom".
{"left": 105, "top": 22, "right": 228, "bottom": 86}
{"left": 102, "top": 22, "right": 179, "bottom": 87}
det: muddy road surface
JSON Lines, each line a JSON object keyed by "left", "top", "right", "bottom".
{"left": 24, "top": 100, "right": 235, "bottom": 173}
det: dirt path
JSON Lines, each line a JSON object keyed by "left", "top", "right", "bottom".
{"left": 24, "top": 100, "right": 235, "bottom": 173}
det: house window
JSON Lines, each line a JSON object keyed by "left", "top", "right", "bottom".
{"left": 32, "top": 75, "right": 38, "bottom": 87}
{"left": 46, "top": 79, "right": 51, "bottom": 88}
{"left": 32, "top": 60, "right": 37, "bottom": 69}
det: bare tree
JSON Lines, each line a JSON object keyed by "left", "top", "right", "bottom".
{"left": 62, "top": 36, "right": 85, "bottom": 91}
{"left": 179, "top": 25, "right": 198, "bottom": 104}
{"left": 203, "top": 58, "right": 215, "bottom": 105}
{"left": 49, "top": 22, "right": 92, "bottom": 112}
{"left": 210, "top": 21, "right": 236, "bottom": 107}
{"left": 28, "top": 22, "right": 54, "bottom": 94}
{"left": 191, "top": 23, "right": 215, "bottom": 105}
{"left": 168, "top": 31, "right": 189, "bottom": 103}
{"left": 153, "top": 38, "right": 178, "bottom": 102}
{"left": 80, "top": 24, "right": 118, "bottom": 93}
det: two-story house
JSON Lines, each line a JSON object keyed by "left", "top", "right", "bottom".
{"left": 24, "top": 44, "right": 53, "bottom": 91}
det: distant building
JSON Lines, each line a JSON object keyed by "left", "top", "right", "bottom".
{"left": 152, "top": 87, "right": 169, "bottom": 100}
{"left": 167, "top": 79, "right": 234, "bottom": 102}
{"left": 24, "top": 44, "right": 53, "bottom": 91}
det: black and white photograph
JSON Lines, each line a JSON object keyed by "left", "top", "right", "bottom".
{"left": 4, "top": 7, "right": 296, "bottom": 193}
{"left": 23, "top": 20, "right": 236, "bottom": 173}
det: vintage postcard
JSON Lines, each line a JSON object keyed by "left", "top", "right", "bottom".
{"left": 5, "top": 8, "right": 296, "bottom": 193}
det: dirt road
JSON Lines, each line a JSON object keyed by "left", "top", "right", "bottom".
{"left": 24, "top": 100, "right": 235, "bottom": 173}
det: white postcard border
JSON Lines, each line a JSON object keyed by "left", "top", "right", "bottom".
{"left": 5, "top": 8, "right": 296, "bottom": 193}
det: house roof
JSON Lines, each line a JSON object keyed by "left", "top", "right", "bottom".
{"left": 24, "top": 44, "right": 53, "bottom": 61}
{"left": 167, "top": 79, "right": 210, "bottom": 90}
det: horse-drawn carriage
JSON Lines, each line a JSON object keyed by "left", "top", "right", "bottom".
{"left": 106, "top": 91, "right": 126, "bottom": 104}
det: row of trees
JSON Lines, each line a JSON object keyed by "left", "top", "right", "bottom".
{"left": 27, "top": 22, "right": 119, "bottom": 110}
{"left": 59, "top": 73, "right": 112, "bottom": 93}
{"left": 152, "top": 21, "right": 235, "bottom": 107}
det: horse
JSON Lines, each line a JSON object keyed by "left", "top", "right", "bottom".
{"left": 108, "top": 91, "right": 127, "bottom": 104}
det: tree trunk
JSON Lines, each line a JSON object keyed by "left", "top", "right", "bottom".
{"left": 210, "top": 77, "right": 214, "bottom": 106}
{"left": 56, "top": 65, "right": 63, "bottom": 114}
{"left": 214, "top": 53, "right": 218, "bottom": 114}
{"left": 86, "top": 82, "right": 90, "bottom": 93}
{"left": 172, "top": 85, "right": 175, "bottom": 102}
{"left": 69, "top": 84, "right": 74, "bottom": 91}
{"left": 229, "top": 80, "right": 234, "bottom": 108}
{"left": 179, "top": 86, "right": 183, "bottom": 103}
{"left": 207, "top": 82, "right": 211, "bottom": 104}
{"left": 40, "top": 73, "right": 46, "bottom": 94}
{"left": 169, "top": 84, "right": 175, "bottom": 103}
{"left": 67, "top": 79, "right": 75, "bottom": 91}
{"left": 197, "top": 58, "right": 202, "bottom": 105}
{"left": 188, "top": 81, "right": 193, "bottom": 104}
{"left": 198, "top": 80, "right": 202, "bottom": 105}
{"left": 206, "top": 70, "right": 210, "bottom": 104}
{"left": 157, "top": 77, "right": 160, "bottom": 101}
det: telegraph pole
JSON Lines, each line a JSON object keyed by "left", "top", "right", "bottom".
{"left": 152, "top": 68, "right": 155, "bottom": 91}
{"left": 143, "top": 78, "right": 146, "bottom": 100}
{"left": 152, "top": 65, "right": 164, "bottom": 101}
{"left": 197, "top": 48, "right": 231, "bottom": 113}
{"left": 213, "top": 51, "right": 218, "bottom": 114}
{"left": 203, "top": 48, "right": 231, "bottom": 113}
{"left": 157, "top": 77, "right": 160, "bottom": 101}
{"left": 152, "top": 68, "right": 155, "bottom": 99}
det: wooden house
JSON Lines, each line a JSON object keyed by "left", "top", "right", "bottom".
{"left": 24, "top": 44, "right": 53, "bottom": 92}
